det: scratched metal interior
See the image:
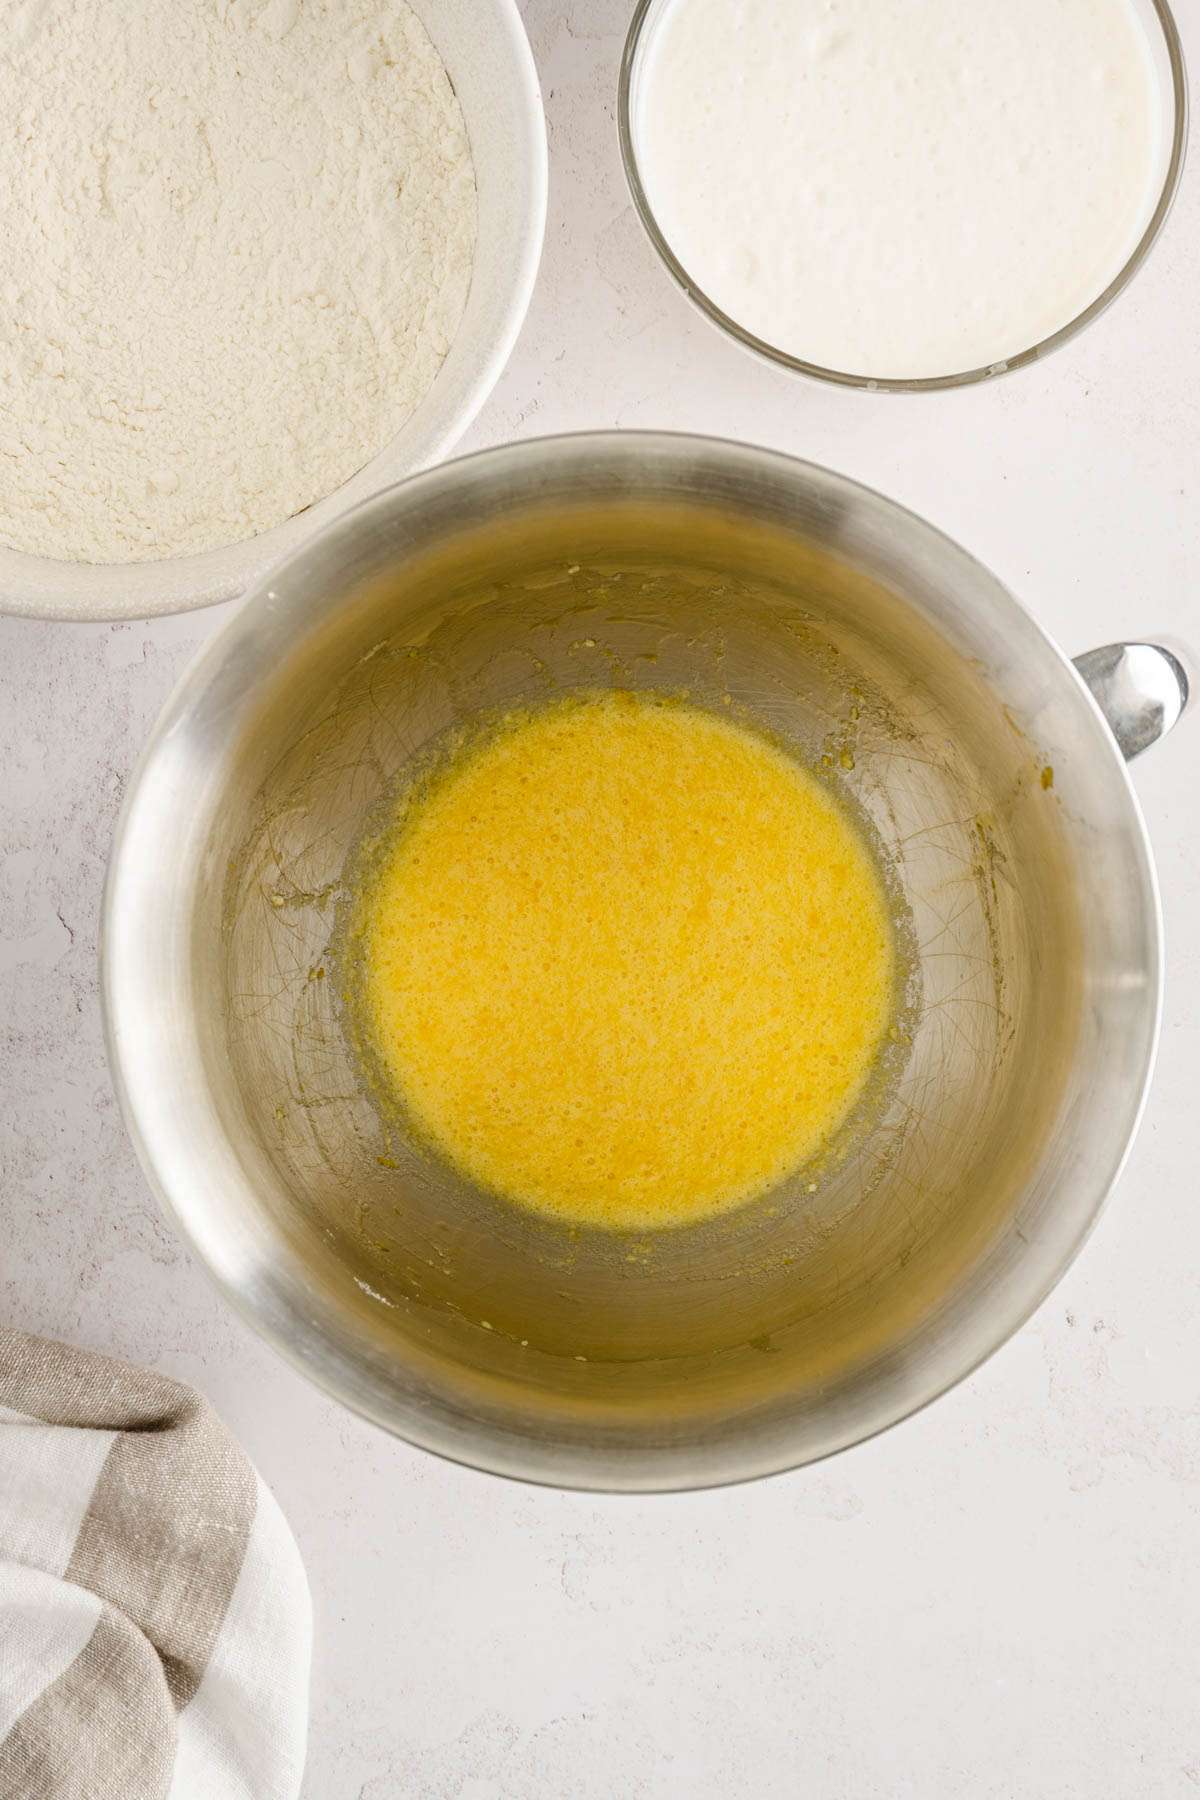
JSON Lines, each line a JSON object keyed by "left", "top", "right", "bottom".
{"left": 212, "top": 497, "right": 1079, "bottom": 1435}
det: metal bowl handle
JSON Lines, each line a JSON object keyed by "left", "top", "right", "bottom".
{"left": 1073, "top": 642, "right": 1191, "bottom": 761}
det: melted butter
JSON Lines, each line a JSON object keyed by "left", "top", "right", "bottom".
{"left": 354, "top": 691, "right": 894, "bottom": 1230}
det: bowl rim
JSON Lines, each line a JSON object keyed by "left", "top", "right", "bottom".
{"left": 101, "top": 430, "right": 1165, "bottom": 1492}
{"left": 618, "top": 0, "right": 1189, "bottom": 393}
{"left": 0, "top": 0, "right": 548, "bottom": 625}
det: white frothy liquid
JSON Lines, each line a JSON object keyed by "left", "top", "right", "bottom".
{"left": 635, "top": 0, "right": 1163, "bottom": 379}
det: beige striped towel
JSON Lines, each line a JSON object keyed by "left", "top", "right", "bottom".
{"left": 0, "top": 1329, "right": 311, "bottom": 1800}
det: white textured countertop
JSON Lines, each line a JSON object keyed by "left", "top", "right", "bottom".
{"left": 3, "top": 5, "right": 1199, "bottom": 1795}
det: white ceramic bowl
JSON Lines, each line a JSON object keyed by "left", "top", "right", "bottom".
{"left": 1, "top": 0, "right": 546, "bottom": 622}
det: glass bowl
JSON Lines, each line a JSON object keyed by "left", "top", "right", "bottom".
{"left": 618, "top": 0, "right": 1188, "bottom": 393}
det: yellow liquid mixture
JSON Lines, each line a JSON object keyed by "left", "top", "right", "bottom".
{"left": 354, "top": 692, "right": 894, "bottom": 1230}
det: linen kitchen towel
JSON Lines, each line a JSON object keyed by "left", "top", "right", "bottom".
{"left": 0, "top": 1328, "right": 310, "bottom": 1800}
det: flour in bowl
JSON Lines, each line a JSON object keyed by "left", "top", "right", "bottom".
{"left": 0, "top": 0, "right": 476, "bottom": 563}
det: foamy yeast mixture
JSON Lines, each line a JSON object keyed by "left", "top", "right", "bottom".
{"left": 635, "top": 0, "right": 1162, "bottom": 379}
{"left": 354, "top": 693, "right": 895, "bottom": 1231}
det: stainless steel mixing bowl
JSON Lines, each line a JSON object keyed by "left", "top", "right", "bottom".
{"left": 104, "top": 434, "right": 1188, "bottom": 1489}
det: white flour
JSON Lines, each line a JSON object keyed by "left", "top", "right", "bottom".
{"left": 0, "top": 0, "right": 476, "bottom": 563}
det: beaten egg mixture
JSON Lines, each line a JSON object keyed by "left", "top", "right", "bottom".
{"left": 352, "top": 692, "right": 894, "bottom": 1230}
